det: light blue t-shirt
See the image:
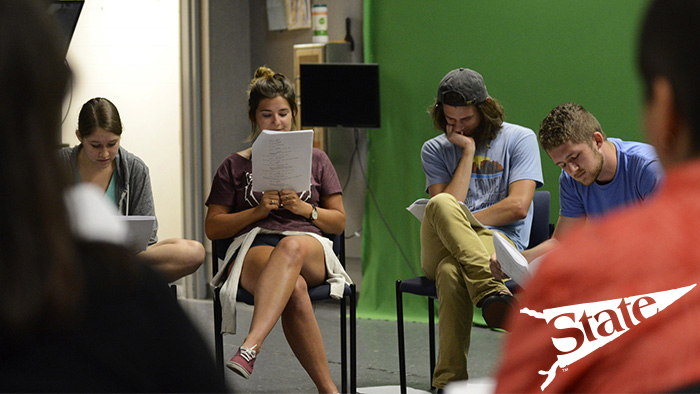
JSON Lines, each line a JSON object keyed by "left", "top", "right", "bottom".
{"left": 421, "top": 122, "right": 544, "bottom": 250}
{"left": 559, "top": 138, "right": 664, "bottom": 218}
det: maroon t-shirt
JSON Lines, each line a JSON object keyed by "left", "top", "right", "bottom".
{"left": 206, "top": 148, "right": 342, "bottom": 237}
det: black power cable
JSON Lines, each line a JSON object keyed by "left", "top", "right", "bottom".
{"left": 353, "top": 128, "right": 419, "bottom": 277}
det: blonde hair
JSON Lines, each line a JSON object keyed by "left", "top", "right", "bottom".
{"left": 246, "top": 66, "right": 298, "bottom": 141}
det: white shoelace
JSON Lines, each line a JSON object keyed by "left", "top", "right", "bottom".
{"left": 239, "top": 344, "right": 258, "bottom": 362}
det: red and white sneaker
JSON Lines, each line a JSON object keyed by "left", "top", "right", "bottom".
{"left": 226, "top": 344, "right": 258, "bottom": 379}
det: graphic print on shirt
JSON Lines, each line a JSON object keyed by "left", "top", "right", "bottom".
{"left": 521, "top": 284, "right": 696, "bottom": 391}
{"left": 466, "top": 155, "right": 505, "bottom": 210}
{"left": 243, "top": 171, "right": 311, "bottom": 208}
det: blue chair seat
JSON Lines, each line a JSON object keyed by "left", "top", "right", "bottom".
{"left": 236, "top": 282, "right": 353, "bottom": 305}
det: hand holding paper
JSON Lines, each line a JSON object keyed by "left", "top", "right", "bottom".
{"left": 492, "top": 232, "right": 530, "bottom": 284}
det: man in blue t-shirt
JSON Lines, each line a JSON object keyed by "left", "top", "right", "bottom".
{"left": 419, "top": 68, "right": 543, "bottom": 389}
{"left": 491, "top": 102, "right": 665, "bottom": 279}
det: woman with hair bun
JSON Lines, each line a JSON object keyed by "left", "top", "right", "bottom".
{"left": 206, "top": 66, "right": 350, "bottom": 393}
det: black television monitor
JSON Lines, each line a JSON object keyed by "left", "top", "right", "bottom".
{"left": 47, "top": 0, "right": 84, "bottom": 57}
{"left": 300, "top": 63, "right": 380, "bottom": 129}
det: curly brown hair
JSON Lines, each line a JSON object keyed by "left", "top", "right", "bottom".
{"left": 538, "top": 103, "right": 606, "bottom": 151}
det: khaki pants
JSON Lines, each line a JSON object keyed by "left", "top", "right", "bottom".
{"left": 420, "top": 193, "right": 509, "bottom": 388}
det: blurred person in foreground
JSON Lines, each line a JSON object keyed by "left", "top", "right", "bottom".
{"left": 495, "top": 0, "right": 700, "bottom": 392}
{"left": 0, "top": 1, "right": 226, "bottom": 392}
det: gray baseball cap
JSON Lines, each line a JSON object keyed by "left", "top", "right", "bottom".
{"left": 437, "top": 68, "right": 489, "bottom": 106}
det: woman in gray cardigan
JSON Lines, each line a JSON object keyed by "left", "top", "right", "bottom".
{"left": 59, "top": 97, "right": 204, "bottom": 282}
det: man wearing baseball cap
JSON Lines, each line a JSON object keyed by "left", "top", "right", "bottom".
{"left": 419, "top": 68, "right": 543, "bottom": 388}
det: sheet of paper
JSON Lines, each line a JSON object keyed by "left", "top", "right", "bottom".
{"left": 406, "top": 198, "right": 485, "bottom": 228}
{"left": 117, "top": 215, "right": 155, "bottom": 253}
{"left": 493, "top": 232, "right": 530, "bottom": 285}
{"left": 252, "top": 129, "right": 313, "bottom": 192}
{"left": 406, "top": 198, "right": 429, "bottom": 221}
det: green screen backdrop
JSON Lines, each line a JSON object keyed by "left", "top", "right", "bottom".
{"left": 359, "top": 0, "right": 650, "bottom": 322}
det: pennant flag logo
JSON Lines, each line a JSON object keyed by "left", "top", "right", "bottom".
{"left": 521, "top": 284, "right": 696, "bottom": 391}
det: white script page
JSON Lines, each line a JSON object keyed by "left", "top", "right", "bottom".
{"left": 252, "top": 129, "right": 313, "bottom": 192}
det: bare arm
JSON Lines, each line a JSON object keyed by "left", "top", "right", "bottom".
{"left": 205, "top": 190, "right": 280, "bottom": 240}
{"left": 311, "top": 193, "right": 346, "bottom": 235}
{"left": 204, "top": 191, "right": 346, "bottom": 240}
{"left": 490, "top": 214, "right": 587, "bottom": 279}
{"left": 278, "top": 188, "right": 345, "bottom": 235}
{"left": 473, "top": 179, "right": 536, "bottom": 227}
{"left": 521, "top": 215, "right": 584, "bottom": 261}
{"left": 428, "top": 131, "right": 476, "bottom": 201}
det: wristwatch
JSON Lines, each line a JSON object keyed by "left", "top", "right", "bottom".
{"left": 309, "top": 204, "right": 318, "bottom": 222}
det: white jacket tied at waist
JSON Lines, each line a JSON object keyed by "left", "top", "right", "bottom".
{"left": 210, "top": 227, "right": 353, "bottom": 335}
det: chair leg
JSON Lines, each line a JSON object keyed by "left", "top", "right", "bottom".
{"left": 339, "top": 284, "right": 357, "bottom": 394}
{"left": 396, "top": 281, "right": 407, "bottom": 394}
{"left": 428, "top": 298, "right": 436, "bottom": 390}
{"left": 350, "top": 283, "right": 357, "bottom": 394}
{"left": 341, "top": 295, "right": 348, "bottom": 394}
{"left": 213, "top": 287, "right": 224, "bottom": 379}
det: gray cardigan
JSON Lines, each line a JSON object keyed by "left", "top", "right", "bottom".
{"left": 59, "top": 145, "right": 159, "bottom": 245}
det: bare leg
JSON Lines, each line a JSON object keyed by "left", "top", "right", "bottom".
{"left": 235, "top": 235, "right": 333, "bottom": 391}
{"left": 238, "top": 235, "right": 326, "bottom": 349}
{"left": 282, "top": 276, "right": 338, "bottom": 393}
{"left": 139, "top": 238, "right": 205, "bottom": 282}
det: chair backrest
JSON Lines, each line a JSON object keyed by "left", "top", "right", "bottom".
{"left": 329, "top": 232, "right": 345, "bottom": 267}
{"left": 211, "top": 237, "right": 233, "bottom": 277}
{"left": 528, "top": 190, "right": 551, "bottom": 248}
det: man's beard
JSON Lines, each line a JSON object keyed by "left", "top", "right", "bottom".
{"left": 581, "top": 148, "right": 604, "bottom": 186}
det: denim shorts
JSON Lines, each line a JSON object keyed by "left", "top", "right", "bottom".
{"left": 250, "top": 233, "right": 285, "bottom": 248}
{"left": 230, "top": 233, "right": 286, "bottom": 262}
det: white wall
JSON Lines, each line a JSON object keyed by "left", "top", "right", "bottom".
{"left": 61, "top": 0, "right": 184, "bottom": 240}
